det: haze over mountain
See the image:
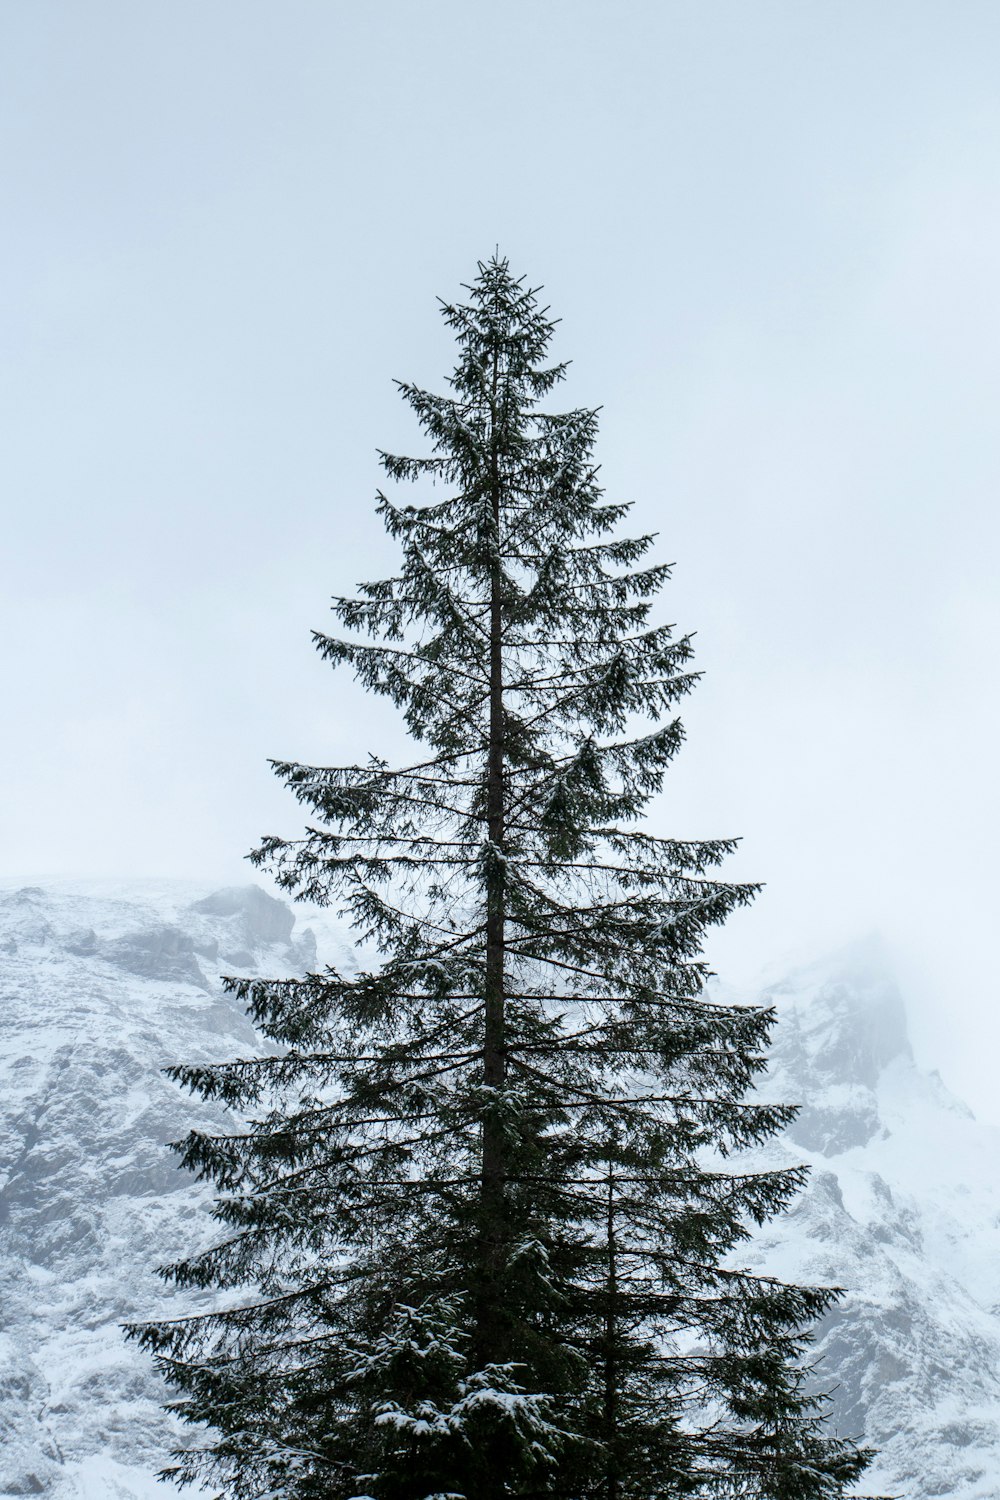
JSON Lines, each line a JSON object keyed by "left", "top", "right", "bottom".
{"left": 1, "top": 879, "right": 997, "bottom": 1498}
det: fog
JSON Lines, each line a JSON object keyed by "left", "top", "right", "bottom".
{"left": 3, "top": 2, "right": 999, "bottom": 1119}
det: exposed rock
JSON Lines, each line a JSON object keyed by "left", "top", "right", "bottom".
{"left": 189, "top": 884, "right": 294, "bottom": 946}
{"left": 99, "top": 926, "right": 208, "bottom": 990}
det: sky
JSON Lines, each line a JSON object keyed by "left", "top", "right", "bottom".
{"left": 3, "top": 1, "right": 1000, "bottom": 1118}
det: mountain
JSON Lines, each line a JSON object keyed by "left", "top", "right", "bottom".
{"left": 0, "top": 880, "right": 997, "bottom": 1497}
{"left": 734, "top": 944, "right": 1000, "bottom": 1499}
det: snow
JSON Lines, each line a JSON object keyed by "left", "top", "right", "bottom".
{"left": 1, "top": 885, "right": 998, "bottom": 1496}
{"left": 55, "top": 1457, "right": 173, "bottom": 1500}
{"left": 726, "top": 938, "right": 1000, "bottom": 1497}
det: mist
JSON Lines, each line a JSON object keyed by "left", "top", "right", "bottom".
{"left": 3, "top": 1, "right": 999, "bottom": 1119}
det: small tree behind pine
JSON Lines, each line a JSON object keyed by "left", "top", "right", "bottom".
{"left": 130, "top": 258, "right": 877, "bottom": 1500}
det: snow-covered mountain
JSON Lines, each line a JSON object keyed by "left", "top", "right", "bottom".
{"left": 1, "top": 880, "right": 997, "bottom": 1497}
{"left": 733, "top": 945, "right": 1000, "bottom": 1499}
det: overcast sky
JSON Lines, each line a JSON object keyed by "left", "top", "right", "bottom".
{"left": 3, "top": 2, "right": 1000, "bottom": 1118}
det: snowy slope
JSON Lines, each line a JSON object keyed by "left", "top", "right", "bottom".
{"left": 0, "top": 879, "right": 335, "bottom": 1498}
{"left": 1, "top": 882, "right": 997, "bottom": 1497}
{"left": 735, "top": 944, "right": 1000, "bottom": 1499}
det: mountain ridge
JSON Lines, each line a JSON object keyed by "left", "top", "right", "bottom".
{"left": 0, "top": 880, "right": 996, "bottom": 1498}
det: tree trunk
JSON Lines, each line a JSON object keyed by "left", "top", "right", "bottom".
{"left": 478, "top": 334, "right": 507, "bottom": 1397}
{"left": 605, "top": 1170, "right": 620, "bottom": 1500}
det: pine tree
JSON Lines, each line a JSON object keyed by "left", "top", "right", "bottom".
{"left": 130, "top": 258, "right": 877, "bottom": 1499}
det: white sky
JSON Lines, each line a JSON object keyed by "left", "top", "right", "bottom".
{"left": 3, "top": 2, "right": 1000, "bottom": 1118}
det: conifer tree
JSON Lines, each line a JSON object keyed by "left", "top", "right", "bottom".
{"left": 131, "top": 258, "right": 876, "bottom": 1499}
